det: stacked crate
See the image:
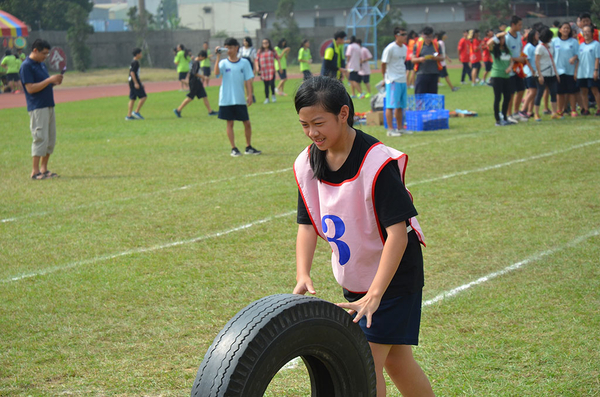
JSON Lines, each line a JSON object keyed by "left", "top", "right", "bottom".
{"left": 384, "top": 94, "right": 449, "bottom": 131}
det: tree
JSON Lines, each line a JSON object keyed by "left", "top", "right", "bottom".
{"left": 66, "top": 2, "right": 93, "bottom": 71}
{"left": 0, "top": 0, "right": 93, "bottom": 31}
{"left": 271, "top": 0, "right": 301, "bottom": 64}
{"left": 157, "top": 0, "right": 181, "bottom": 30}
{"left": 127, "top": 6, "right": 154, "bottom": 66}
{"left": 481, "top": 0, "right": 512, "bottom": 30}
{"left": 376, "top": 7, "right": 405, "bottom": 58}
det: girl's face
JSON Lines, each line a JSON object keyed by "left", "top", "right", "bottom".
{"left": 583, "top": 27, "right": 592, "bottom": 40}
{"left": 304, "top": 41, "right": 310, "bottom": 48}
{"left": 560, "top": 24, "right": 571, "bottom": 39}
{"left": 262, "top": 40, "right": 269, "bottom": 49}
{"left": 298, "top": 105, "right": 349, "bottom": 152}
{"left": 243, "top": 39, "right": 249, "bottom": 47}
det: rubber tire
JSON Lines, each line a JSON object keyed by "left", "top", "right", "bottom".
{"left": 191, "top": 294, "right": 377, "bottom": 397}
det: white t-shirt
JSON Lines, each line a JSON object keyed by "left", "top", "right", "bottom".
{"left": 534, "top": 43, "right": 556, "bottom": 77}
{"left": 381, "top": 42, "right": 407, "bottom": 84}
{"left": 345, "top": 42, "right": 362, "bottom": 72}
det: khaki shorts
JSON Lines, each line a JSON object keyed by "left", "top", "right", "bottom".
{"left": 29, "top": 107, "right": 56, "bottom": 157}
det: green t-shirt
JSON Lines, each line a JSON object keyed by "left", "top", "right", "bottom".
{"left": 1, "top": 55, "right": 20, "bottom": 74}
{"left": 491, "top": 51, "right": 512, "bottom": 79}
{"left": 275, "top": 46, "right": 287, "bottom": 70}
{"left": 298, "top": 47, "right": 311, "bottom": 72}
{"left": 200, "top": 49, "right": 211, "bottom": 68}
{"left": 174, "top": 50, "right": 190, "bottom": 73}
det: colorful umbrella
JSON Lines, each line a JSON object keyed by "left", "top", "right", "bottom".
{"left": 0, "top": 10, "right": 29, "bottom": 37}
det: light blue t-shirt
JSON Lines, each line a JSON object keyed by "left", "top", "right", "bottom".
{"left": 552, "top": 37, "right": 579, "bottom": 76}
{"left": 505, "top": 31, "right": 522, "bottom": 77}
{"left": 217, "top": 58, "right": 254, "bottom": 106}
{"left": 577, "top": 41, "right": 600, "bottom": 79}
{"left": 523, "top": 42, "right": 537, "bottom": 77}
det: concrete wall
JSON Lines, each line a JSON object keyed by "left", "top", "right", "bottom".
{"left": 22, "top": 30, "right": 211, "bottom": 70}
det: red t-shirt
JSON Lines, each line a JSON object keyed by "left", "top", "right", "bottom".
{"left": 482, "top": 40, "right": 492, "bottom": 62}
{"left": 470, "top": 38, "right": 482, "bottom": 63}
{"left": 458, "top": 38, "right": 470, "bottom": 63}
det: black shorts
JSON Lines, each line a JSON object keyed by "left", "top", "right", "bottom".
{"left": 415, "top": 73, "right": 439, "bottom": 94}
{"left": 360, "top": 74, "right": 370, "bottom": 84}
{"left": 202, "top": 66, "right": 211, "bottom": 77}
{"left": 349, "top": 71, "right": 361, "bottom": 82}
{"left": 187, "top": 81, "right": 207, "bottom": 99}
{"left": 439, "top": 66, "right": 449, "bottom": 78}
{"left": 218, "top": 104, "right": 249, "bottom": 121}
{"left": 525, "top": 76, "right": 537, "bottom": 89}
{"left": 129, "top": 83, "right": 147, "bottom": 100}
{"left": 485, "top": 61, "right": 493, "bottom": 72}
{"left": 277, "top": 69, "right": 287, "bottom": 80}
{"left": 178, "top": 72, "right": 188, "bottom": 81}
{"left": 577, "top": 78, "right": 600, "bottom": 89}
{"left": 350, "top": 289, "right": 423, "bottom": 345}
{"left": 6, "top": 73, "right": 19, "bottom": 82}
{"left": 405, "top": 60, "right": 414, "bottom": 71}
{"left": 471, "top": 62, "right": 481, "bottom": 70}
{"left": 557, "top": 74, "right": 579, "bottom": 94}
{"left": 509, "top": 74, "right": 526, "bottom": 94}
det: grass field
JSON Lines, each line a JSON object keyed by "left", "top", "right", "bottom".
{"left": 1, "top": 69, "right": 599, "bottom": 396}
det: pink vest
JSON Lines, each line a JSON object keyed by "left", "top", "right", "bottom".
{"left": 294, "top": 142, "right": 425, "bottom": 293}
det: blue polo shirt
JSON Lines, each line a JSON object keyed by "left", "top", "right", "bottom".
{"left": 20, "top": 57, "right": 55, "bottom": 112}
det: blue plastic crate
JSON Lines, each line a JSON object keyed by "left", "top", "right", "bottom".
{"left": 405, "top": 109, "right": 449, "bottom": 131}
{"left": 406, "top": 94, "right": 445, "bottom": 111}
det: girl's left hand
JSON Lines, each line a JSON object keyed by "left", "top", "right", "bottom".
{"left": 336, "top": 293, "right": 382, "bottom": 328}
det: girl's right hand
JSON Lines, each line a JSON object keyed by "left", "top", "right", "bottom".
{"left": 293, "top": 277, "right": 316, "bottom": 295}
{"left": 538, "top": 75, "right": 544, "bottom": 84}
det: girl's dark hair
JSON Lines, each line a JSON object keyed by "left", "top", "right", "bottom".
{"left": 527, "top": 29, "right": 538, "bottom": 45}
{"left": 132, "top": 47, "right": 142, "bottom": 56}
{"left": 559, "top": 22, "right": 572, "bottom": 39}
{"left": 198, "top": 50, "right": 207, "bottom": 58}
{"left": 300, "top": 38, "right": 309, "bottom": 48}
{"left": 244, "top": 36, "right": 253, "bottom": 47}
{"left": 491, "top": 34, "right": 510, "bottom": 58}
{"left": 436, "top": 31, "right": 446, "bottom": 41}
{"left": 539, "top": 27, "right": 553, "bottom": 43}
{"left": 294, "top": 76, "right": 355, "bottom": 180}
{"left": 260, "top": 38, "right": 273, "bottom": 52}
{"left": 277, "top": 38, "right": 287, "bottom": 48}
{"left": 178, "top": 44, "right": 185, "bottom": 51}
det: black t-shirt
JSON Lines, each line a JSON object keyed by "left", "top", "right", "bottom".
{"left": 189, "top": 60, "right": 201, "bottom": 86}
{"left": 296, "top": 130, "right": 424, "bottom": 300}
{"left": 129, "top": 60, "right": 141, "bottom": 86}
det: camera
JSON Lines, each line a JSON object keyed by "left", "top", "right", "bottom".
{"left": 218, "top": 47, "right": 229, "bottom": 54}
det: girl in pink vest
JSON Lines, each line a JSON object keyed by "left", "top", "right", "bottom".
{"left": 293, "top": 76, "right": 434, "bottom": 397}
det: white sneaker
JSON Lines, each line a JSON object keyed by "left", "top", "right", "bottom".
{"left": 263, "top": 98, "right": 269, "bottom": 104}
{"left": 386, "top": 129, "right": 402, "bottom": 137}
{"left": 507, "top": 116, "right": 519, "bottom": 123}
{"left": 400, "top": 129, "right": 413, "bottom": 135}
{"left": 272, "top": 96, "right": 276, "bottom": 103}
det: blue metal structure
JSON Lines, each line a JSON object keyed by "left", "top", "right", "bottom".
{"left": 346, "top": 0, "right": 390, "bottom": 65}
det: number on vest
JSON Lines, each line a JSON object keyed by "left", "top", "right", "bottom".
{"left": 321, "top": 215, "right": 351, "bottom": 266}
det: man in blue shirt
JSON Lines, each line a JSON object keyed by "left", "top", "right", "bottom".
{"left": 215, "top": 37, "right": 261, "bottom": 157}
{"left": 20, "top": 39, "right": 63, "bottom": 180}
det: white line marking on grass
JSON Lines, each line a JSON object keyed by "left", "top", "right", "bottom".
{"left": 2, "top": 211, "right": 296, "bottom": 283}
{"left": 423, "top": 227, "right": 600, "bottom": 307}
{"left": 0, "top": 168, "right": 292, "bottom": 224}
{"left": 407, "top": 139, "right": 600, "bottom": 187}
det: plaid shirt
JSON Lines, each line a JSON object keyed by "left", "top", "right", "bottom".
{"left": 257, "top": 50, "right": 277, "bottom": 80}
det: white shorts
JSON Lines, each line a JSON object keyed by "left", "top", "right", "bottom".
{"left": 29, "top": 107, "right": 56, "bottom": 157}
